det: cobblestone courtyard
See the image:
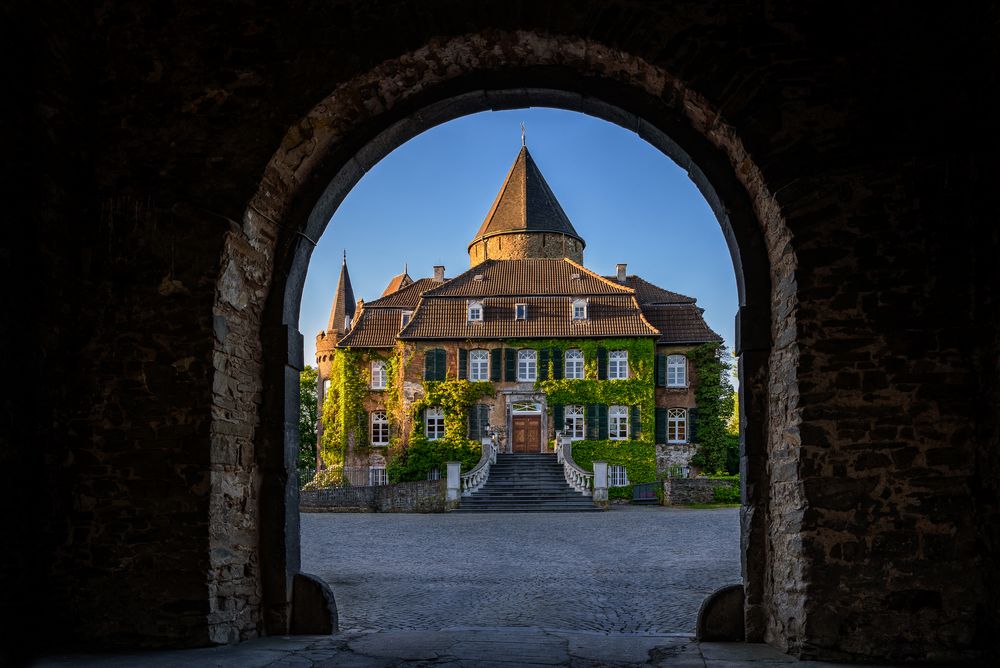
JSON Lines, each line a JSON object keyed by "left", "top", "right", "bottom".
{"left": 301, "top": 506, "right": 740, "bottom": 634}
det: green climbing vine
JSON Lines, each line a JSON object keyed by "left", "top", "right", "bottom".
{"left": 687, "top": 343, "right": 737, "bottom": 474}
{"left": 570, "top": 440, "right": 658, "bottom": 500}
{"left": 388, "top": 379, "right": 497, "bottom": 483}
{"left": 319, "top": 348, "right": 368, "bottom": 468}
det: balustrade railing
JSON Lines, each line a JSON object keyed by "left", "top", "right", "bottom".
{"left": 557, "top": 437, "right": 593, "bottom": 496}
{"left": 461, "top": 438, "right": 498, "bottom": 496}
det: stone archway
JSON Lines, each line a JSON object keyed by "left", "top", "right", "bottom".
{"left": 212, "top": 30, "right": 798, "bottom": 652}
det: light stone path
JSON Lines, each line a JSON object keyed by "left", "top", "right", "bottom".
{"left": 300, "top": 506, "right": 741, "bottom": 634}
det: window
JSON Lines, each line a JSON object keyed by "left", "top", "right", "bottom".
{"left": 564, "top": 349, "right": 584, "bottom": 379}
{"left": 427, "top": 467, "right": 441, "bottom": 481}
{"left": 401, "top": 311, "right": 413, "bottom": 328}
{"left": 370, "top": 360, "right": 386, "bottom": 389}
{"left": 517, "top": 349, "right": 537, "bottom": 381}
{"left": 667, "top": 355, "right": 687, "bottom": 387}
{"left": 467, "top": 300, "right": 483, "bottom": 322}
{"left": 609, "top": 405, "right": 629, "bottom": 440}
{"left": 564, "top": 405, "right": 585, "bottom": 440}
{"left": 608, "top": 465, "right": 629, "bottom": 487}
{"left": 370, "top": 410, "right": 389, "bottom": 446}
{"left": 322, "top": 378, "right": 331, "bottom": 398}
{"left": 369, "top": 466, "right": 388, "bottom": 486}
{"left": 425, "top": 406, "right": 445, "bottom": 441}
{"left": 515, "top": 303, "right": 528, "bottom": 320}
{"left": 572, "top": 299, "right": 588, "bottom": 320}
{"left": 469, "top": 349, "right": 489, "bottom": 381}
{"left": 345, "top": 315, "right": 352, "bottom": 331}
{"left": 609, "top": 350, "right": 629, "bottom": 379}
{"left": 667, "top": 408, "right": 687, "bottom": 443}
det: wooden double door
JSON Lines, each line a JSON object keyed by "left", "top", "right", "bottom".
{"left": 511, "top": 415, "right": 542, "bottom": 453}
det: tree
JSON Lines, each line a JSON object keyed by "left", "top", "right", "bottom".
{"left": 298, "top": 366, "right": 319, "bottom": 485}
{"left": 688, "top": 344, "right": 738, "bottom": 475}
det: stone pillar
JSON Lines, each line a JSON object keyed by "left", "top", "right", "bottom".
{"left": 662, "top": 477, "right": 672, "bottom": 506}
{"left": 446, "top": 461, "right": 461, "bottom": 506}
{"left": 593, "top": 461, "right": 609, "bottom": 509}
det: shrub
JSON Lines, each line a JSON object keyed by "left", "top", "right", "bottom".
{"left": 712, "top": 483, "right": 740, "bottom": 504}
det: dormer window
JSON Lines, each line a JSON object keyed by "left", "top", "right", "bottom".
{"left": 401, "top": 311, "right": 413, "bottom": 328}
{"left": 515, "top": 303, "right": 528, "bottom": 320}
{"left": 467, "top": 300, "right": 483, "bottom": 322}
{"left": 572, "top": 299, "right": 588, "bottom": 320}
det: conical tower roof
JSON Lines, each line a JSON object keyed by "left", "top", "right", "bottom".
{"left": 327, "top": 251, "right": 357, "bottom": 336}
{"left": 468, "top": 147, "right": 585, "bottom": 251}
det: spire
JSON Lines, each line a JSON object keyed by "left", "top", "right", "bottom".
{"left": 327, "top": 250, "right": 357, "bottom": 337}
{"left": 468, "top": 146, "right": 585, "bottom": 264}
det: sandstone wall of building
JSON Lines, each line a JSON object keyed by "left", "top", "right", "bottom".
{"left": 469, "top": 232, "right": 583, "bottom": 265}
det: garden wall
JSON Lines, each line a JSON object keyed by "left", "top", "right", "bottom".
{"left": 663, "top": 478, "right": 737, "bottom": 505}
{"left": 300, "top": 480, "right": 450, "bottom": 513}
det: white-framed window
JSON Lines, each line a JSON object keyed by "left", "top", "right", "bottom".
{"left": 515, "top": 303, "right": 528, "bottom": 320}
{"left": 401, "top": 311, "right": 413, "bottom": 328}
{"left": 322, "top": 378, "right": 331, "bottom": 398}
{"left": 345, "top": 315, "right": 352, "bottom": 331}
{"left": 427, "top": 467, "right": 441, "bottom": 481}
{"left": 517, "top": 349, "right": 537, "bottom": 381}
{"left": 609, "top": 405, "right": 629, "bottom": 440}
{"left": 667, "top": 354, "right": 687, "bottom": 387}
{"left": 608, "top": 465, "right": 629, "bottom": 487}
{"left": 369, "top": 466, "right": 388, "bottom": 486}
{"left": 511, "top": 401, "right": 542, "bottom": 413}
{"left": 571, "top": 299, "right": 588, "bottom": 320}
{"left": 370, "top": 360, "right": 386, "bottom": 389}
{"left": 467, "top": 300, "right": 483, "bottom": 322}
{"left": 425, "top": 406, "right": 445, "bottom": 441}
{"left": 564, "top": 349, "right": 584, "bottom": 379}
{"left": 667, "top": 408, "right": 688, "bottom": 443}
{"left": 370, "top": 410, "right": 389, "bottom": 446}
{"left": 609, "top": 350, "right": 629, "bottom": 379}
{"left": 469, "top": 349, "right": 490, "bottom": 381}
{"left": 565, "top": 404, "right": 585, "bottom": 440}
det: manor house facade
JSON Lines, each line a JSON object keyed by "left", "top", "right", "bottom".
{"left": 315, "top": 146, "right": 721, "bottom": 486}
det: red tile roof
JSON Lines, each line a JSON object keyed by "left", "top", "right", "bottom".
{"left": 365, "top": 278, "right": 442, "bottom": 309}
{"left": 605, "top": 275, "right": 696, "bottom": 304}
{"left": 337, "top": 307, "right": 405, "bottom": 348}
{"left": 422, "top": 259, "right": 632, "bottom": 298}
{"left": 641, "top": 303, "right": 722, "bottom": 344}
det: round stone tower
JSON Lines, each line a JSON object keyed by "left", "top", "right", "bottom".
{"left": 468, "top": 146, "right": 585, "bottom": 266}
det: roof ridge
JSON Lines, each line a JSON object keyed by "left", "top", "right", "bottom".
{"left": 631, "top": 294, "right": 662, "bottom": 337}
{"left": 562, "top": 258, "right": 635, "bottom": 293}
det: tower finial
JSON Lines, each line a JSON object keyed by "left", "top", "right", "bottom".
{"left": 342, "top": 249, "right": 347, "bottom": 264}
{"left": 404, "top": 262, "right": 408, "bottom": 275}
{"left": 521, "top": 122, "right": 526, "bottom": 147}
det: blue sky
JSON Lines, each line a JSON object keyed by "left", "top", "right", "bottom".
{"left": 299, "top": 108, "right": 737, "bottom": 365}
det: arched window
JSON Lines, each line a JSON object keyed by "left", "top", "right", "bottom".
{"left": 370, "top": 410, "right": 389, "bottom": 445}
{"left": 571, "top": 298, "right": 588, "bottom": 320}
{"left": 564, "top": 349, "right": 584, "bottom": 379}
{"left": 425, "top": 406, "right": 445, "bottom": 441}
{"left": 667, "top": 408, "right": 688, "bottom": 443}
{"left": 370, "top": 360, "right": 386, "bottom": 389}
{"left": 609, "top": 350, "right": 629, "bottom": 379}
{"left": 667, "top": 355, "right": 687, "bottom": 387}
{"left": 517, "top": 349, "right": 537, "bottom": 381}
{"left": 467, "top": 300, "right": 483, "bottom": 322}
{"left": 469, "top": 349, "right": 489, "bottom": 381}
{"left": 608, "top": 405, "right": 629, "bottom": 440}
{"left": 565, "top": 404, "right": 585, "bottom": 440}
{"left": 369, "top": 454, "right": 387, "bottom": 486}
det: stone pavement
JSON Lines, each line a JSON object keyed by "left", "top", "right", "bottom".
{"left": 301, "top": 506, "right": 741, "bottom": 634}
{"left": 37, "top": 629, "right": 868, "bottom": 667}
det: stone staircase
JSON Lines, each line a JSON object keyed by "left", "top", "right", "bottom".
{"left": 455, "top": 453, "right": 600, "bottom": 512}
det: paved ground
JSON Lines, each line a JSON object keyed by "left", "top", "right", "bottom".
{"left": 300, "top": 506, "right": 741, "bottom": 634}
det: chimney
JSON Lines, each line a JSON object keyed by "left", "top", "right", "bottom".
{"left": 616, "top": 263, "right": 627, "bottom": 283}
{"left": 433, "top": 265, "right": 445, "bottom": 282}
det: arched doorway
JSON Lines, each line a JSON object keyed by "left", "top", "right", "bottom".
{"left": 215, "top": 31, "right": 796, "bottom": 652}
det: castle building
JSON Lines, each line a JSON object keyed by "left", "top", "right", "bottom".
{"left": 315, "top": 146, "right": 722, "bottom": 487}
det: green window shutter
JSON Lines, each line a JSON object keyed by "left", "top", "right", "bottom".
{"left": 424, "top": 350, "right": 435, "bottom": 381}
{"left": 586, "top": 404, "right": 599, "bottom": 439}
{"left": 597, "top": 404, "right": 609, "bottom": 439}
{"left": 505, "top": 348, "right": 516, "bottom": 381}
{"left": 597, "top": 346, "right": 608, "bottom": 380}
{"left": 688, "top": 408, "right": 698, "bottom": 444}
{"left": 656, "top": 354, "right": 667, "bottom": 387}
{"left": 538, "top": 348, "right": 549, "bottom": 380}
{"left": 552, "top": 404, "right": 564, "bottom": 435}
{"left": 467, "top": 405, "right": 478, "bottom": 440}
{"left": 490, "top": 348, "right": 502, "bottom": 381}
{"left": 458, "top": 348, "right": 468, "bottom": 380}
{"left": 655, "top": 408, "right": 667, "bottom": 444}
{"left": 479, "top": 404, "right": 490, "bottom": 439}
{"left": 437, "top": 349, "right": 448, "bottom": 381}
{"left": 551, "top": 348, "right": 563, "bottom": 379}
{"left": 630, "top": 405, "right": 641, "bottom": 440}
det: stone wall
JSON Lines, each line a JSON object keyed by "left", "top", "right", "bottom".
{"left": 469, "top": 232, "right": 583, "bottom": 265}
{"left": 300, "top": 480, "right": 449, "bottom": 513}
{"left": 663, "top": 478, "right": 736, "bottom": 505}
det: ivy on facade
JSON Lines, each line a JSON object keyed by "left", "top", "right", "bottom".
{"left": 686, "top": 343, "right": 737, "bottom": 474}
